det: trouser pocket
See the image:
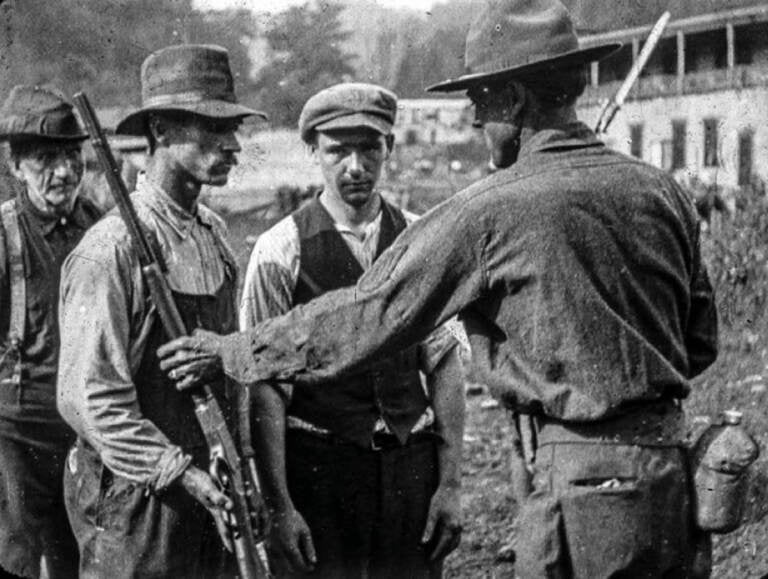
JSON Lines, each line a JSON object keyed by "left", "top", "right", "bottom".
{"left": 514, "top": 491, "right": 568, "bottom": 579}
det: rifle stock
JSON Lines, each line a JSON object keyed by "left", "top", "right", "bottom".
{"left": 73, "top": 92, "right": 271, "bottom": 579}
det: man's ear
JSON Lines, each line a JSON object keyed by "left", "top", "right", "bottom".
{"left": 506, "top": 81, "right": 527, "bottom": 122}
{"left": 307, "top": 134, "right": 320, "bottom": 165}
{"left": 148, "top": 114, "right": 170, "bottom": 147}
{"left": 7, "top": 153, "right": 24, "bottom": 182}
{"left": 384, "top": 134, "right": 395, "bottom": 156}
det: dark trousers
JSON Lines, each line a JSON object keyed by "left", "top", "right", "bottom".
{"left": 284, "top": 430, "right": 441, "bottom": 579}
{"left": 514, "top": 442, "right": 710, "bottom": 578}
{"left": 0, "top": 420, "right": 78, "bottom": 579}
{"left": 64, "top": 441, "right": 235, "bottom": 579}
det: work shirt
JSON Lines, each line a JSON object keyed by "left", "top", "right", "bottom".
{"left": 0, "top": 191, "right": 100, "bottom": 425}
{"left": 58, "top": 180, "right": 235, "bottom": 489}
{"left": 239, "top": 194, "right": 457, "bottom": 434}
{"left": 221, "top": 122, "right": 717, "bottom": 422}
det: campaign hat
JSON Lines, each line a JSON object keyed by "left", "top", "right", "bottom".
{"left": 116, "top": 44, "right": 266, "bottom": 135}
{"left": 0, "top": 85, "right": 87, "bottom": 142}
{"left": 427, "top": 0, "right": 620, "bottom": 92}
{"left": 298, "top": 83, "right": 397, "bottom": 144}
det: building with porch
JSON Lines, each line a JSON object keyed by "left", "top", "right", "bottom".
{"left": 575, "top": 0, "right": 768, "bottom": 190}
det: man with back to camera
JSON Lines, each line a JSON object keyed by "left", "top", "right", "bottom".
{"left": 0, "top": 85, "right": 101, "bottom": 579}
{"left": 160, "top": 1, "right": 718, "bottom": 576}
{"left": 240, "top": 82, "right": 465, "bottom": 578}
{"left": 56, "top": 44, "right": 266, "bottom": 577}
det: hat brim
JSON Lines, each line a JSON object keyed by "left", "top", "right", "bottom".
{"left": 115, "top": 100, "right": 268, "bottom": 135}
{"left": 0, "top": 132, "right": 88, "bottom": 143}
{"left": 313, "top": 113, "right": 393, "bottom": 138}
{"left": 426, "top": 43, "right": 622, "bottom": 93}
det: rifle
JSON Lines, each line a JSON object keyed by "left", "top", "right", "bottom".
{"left": 594, "top": 11, "right": 671, "bottom": 134}
{"left": 73, "top": 92, "right": 272, "bottom": 579}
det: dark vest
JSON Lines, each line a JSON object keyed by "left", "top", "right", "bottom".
{"left": 0, "top": 194, "right": 101, "bottom": 428}
{"left": 133, "top": 238, "right": 238, "bottom": 467}
{"left": 289, "top": 197, "right": 428, "bottom": 448}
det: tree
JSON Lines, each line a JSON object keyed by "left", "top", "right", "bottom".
{"left": 252, "top": 1, "right": 355, "bottom": 127}
{"left": 0, "top": 0, "right": 259, "bottom": 108}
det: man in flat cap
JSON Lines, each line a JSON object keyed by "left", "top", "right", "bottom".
{"left": 0, "top": 85, "right": 101, "bottom": 579}
{"left": 160, "top": 1, "right": 718, "bottom": 576}
{"left": 57, "top": 44, "right": 266, "bottom": 577}
{"left": 240, "top": 82, "right": 464, "bottom": 578}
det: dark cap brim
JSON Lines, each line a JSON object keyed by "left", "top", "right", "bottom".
{"left": 311, "top": 113, "right": 392, "bottom": 140}
{"left": 116, "top": 100, "right": 268, "bottom": 135}
{"left": 426, "top": 43, "right": 621, "bottom": 92}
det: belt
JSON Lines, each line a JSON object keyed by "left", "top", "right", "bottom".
{"left": 286, "top": 424, "right": 440, "bottom": 452}
{"left": 536, "top": 400, "right": 685, "bottom": 448}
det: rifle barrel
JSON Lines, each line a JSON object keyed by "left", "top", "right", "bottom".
{"left": 594, "top": 11, "right": 671, "bottom": 134}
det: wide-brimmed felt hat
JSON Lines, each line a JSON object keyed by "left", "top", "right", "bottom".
{"left": 427, "top": 0, "right": 621, "bottom": 92}
{"left": 298, "top": 83, "right": 397, "bottom": 144}
{"left": 0, "top": 85, "right": 87, "bottom": 142}
{"left": 116, "top": 44, "right": 267, "bottom": 135}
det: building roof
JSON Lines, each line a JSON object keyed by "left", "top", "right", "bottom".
{"left": 568, "top": 0, "right": 767, "bottom": 34}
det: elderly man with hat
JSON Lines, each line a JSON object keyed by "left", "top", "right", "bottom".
{"left": 57, "top": 44, "right": 265, "bottom": 577}
{"left": 0, "top": 85, "right": 101, "bottom": 579}
{"left": 159, "top": 1, "right": 719, "bottom": 576}
{"left": 239, "top": 82, "right": 464, "bottom": 578}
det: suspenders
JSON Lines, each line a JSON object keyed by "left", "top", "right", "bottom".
{"left": 0, "top": 199, "right": 24, "bottom": 387}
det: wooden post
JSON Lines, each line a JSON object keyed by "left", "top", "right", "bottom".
{"left": 591, "top": 61, "right": 599, "bottom": 87}
{"left": 677, "top": 30, "right": 685, "bottom": 94}
{"left": 726, "top": 22, "right": 735, "bottom": 84}
{"left": 631, "top": 38, "right": 640, "bottom": 97}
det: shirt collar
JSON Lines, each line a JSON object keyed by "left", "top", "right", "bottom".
{"left": 18, "top": 187, "right": 93, "bottom": 236}
{"left": 518, "top": 121, "right": 603, "bottom": 159}
{"left": 334, "top": 209, "right": 382, "bottom": 241}
{"left": 136, "top": 178, "right": 215, "bottom": 240}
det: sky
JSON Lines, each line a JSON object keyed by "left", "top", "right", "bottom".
{"left": 193, "top": 0, "right": 438, "bottom": 13}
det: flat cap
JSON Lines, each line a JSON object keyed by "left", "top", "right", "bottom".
{"left": 298, "top": 83, "right": 397, "bottom": 144}
{"left": 0, "top": 85, "right": 87, "bottom": 142}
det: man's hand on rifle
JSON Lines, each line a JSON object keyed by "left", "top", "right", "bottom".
{"left": 158, "top": 329, "right": 225, "bottom": 390}
{"left": 179, "top": 465, "right": 234, "bottom": 551}
{"left": 267, "top": 506, "right": 317, "bottom": 575}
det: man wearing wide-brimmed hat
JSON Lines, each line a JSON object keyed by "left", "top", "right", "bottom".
{"left": 0, "top": 84, "right": 101, "bottom": 579}
{"left": 57, "top": 44, "right": 266, "bottom": 577}
{"left": 159, "top": 2, "right": 718, "bottom": 576}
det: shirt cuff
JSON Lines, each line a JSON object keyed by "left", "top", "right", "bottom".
{"left": 420, "top": 323, "right": 460, "bottom": 374}
{"left": 147, "top": 446, "right": 193, "bottom": 492}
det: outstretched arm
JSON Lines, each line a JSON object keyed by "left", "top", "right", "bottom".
{"left": 160, "top": 195, "right": 489, "bottom": 389}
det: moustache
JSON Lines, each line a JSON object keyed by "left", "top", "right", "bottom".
{"left": 341, "top": 179, "right": 373, "bottom": 190}
{"left": 48, "top": 181, "right": 78, "bottom": 191}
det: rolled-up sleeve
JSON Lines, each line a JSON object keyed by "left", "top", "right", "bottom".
{"left": 58, "top": 229, "right": 190, "bottom": 489}
{"left": 239, "top": 217, "right": 300, "bottom": 400}
{"left": 221, "top": 192, "right": 489, "bottom": 386}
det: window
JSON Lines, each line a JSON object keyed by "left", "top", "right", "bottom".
{"left": 630, "top": 123, "right": 644, "bottom": 158}
{"left": 660, "top": 140, "right": 673, "bottom": 171}
{"left": 671, "top": 120, "right": 686, "bottom": 170}
{"left": 703, "top": 118, "right": 719, "bottom": 167}
{"left": 738, "top": 129, "right": 754, "bottom": 186}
